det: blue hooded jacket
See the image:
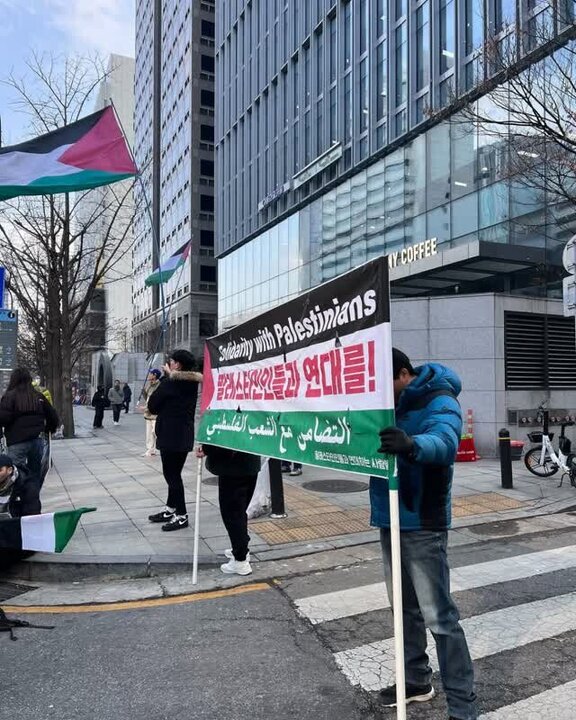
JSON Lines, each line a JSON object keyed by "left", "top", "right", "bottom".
{"left": 370, "top": 363, "right": 462, "bottom": 531}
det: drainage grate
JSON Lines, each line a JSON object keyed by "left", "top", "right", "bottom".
{"left": 0, "top": 582, "right": 34, "bottom": 602}
{"left": 302, "top": 479, "right": 369, "bottom": 494}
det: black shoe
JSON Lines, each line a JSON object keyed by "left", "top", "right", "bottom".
{"left": 379, "top": 683, "right": 435, "bottom": 707}
{"left": 162, "top": 515, "right": 189, "bottom": 531}
{"left": 148, "top": 509, "right": 175, "bottom": 523}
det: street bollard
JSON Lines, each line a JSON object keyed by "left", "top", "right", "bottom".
{"left": 269, "top": 458, "right": 288, "bottom": 518}
{"left": 499, "top": 428, "right": 514, "bottom": 489}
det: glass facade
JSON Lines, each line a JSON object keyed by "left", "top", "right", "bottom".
{"left": 219, "top": 97, "right": 573, "bottom": 328}
{"left": 216, "top": 0, "right": 576, "bottom": 330}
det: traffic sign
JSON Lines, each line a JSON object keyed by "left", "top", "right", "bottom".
{"left": 563, "top": 235, "right": 576, "bottom": 274}
{"left": 0, "top": 309, "right": 17, "bottom": 394}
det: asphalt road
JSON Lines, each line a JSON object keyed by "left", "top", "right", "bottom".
{"left": 2, "top": 584, "right": 376, "bottom": 720}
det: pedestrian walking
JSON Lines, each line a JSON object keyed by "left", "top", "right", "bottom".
{"left": 373, "top": 348, "right": 477, "bottom": 720}
{"left": 197, "top": 444, "right": 261, "bottom": 575}
{"left": 108, "top": 380, "right": 124, "bottom": 425}
{"left": 0, "top": 368, "right": 59, "bottom": 492}
{"left": 91, "top": 386, "right": 108, "bottom": 429}
{"left": 123, "top": 383, "right": 132, "bottom": 414}
{"left": 142, "top": 369, "right": 161, "bottom": 456}
{"left": 147, "top": 350, "right": 202, "bottom": 531}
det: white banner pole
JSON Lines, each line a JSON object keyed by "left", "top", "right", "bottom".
{"left": 192, "top": 455, "right": 203, "bottom": 585}
{"left": 389, "top": 463, "right": 406, "bottom": 720}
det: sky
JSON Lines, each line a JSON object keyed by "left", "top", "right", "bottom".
{"left": 0, "top": 0, "right": 135, "bottom": 145}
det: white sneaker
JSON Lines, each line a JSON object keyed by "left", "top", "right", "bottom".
{"left": 114, "top": 421, "right": 119, "bottom": 426}
{"left": 220, "top": 559, "right": 252, "bottom": 575}
{"left": 224, "top": 549, "right": 251, "bottom": 562}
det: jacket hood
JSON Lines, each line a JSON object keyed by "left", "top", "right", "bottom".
{"left": 402, "top": 363, "right": 461, "bottom": 401}
{"left": 169, "top": 370, "right": 203, "bottom": 383}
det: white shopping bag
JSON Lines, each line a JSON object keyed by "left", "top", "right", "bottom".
{"left": 247, "top": 457, "right": 271, "bottom": 519}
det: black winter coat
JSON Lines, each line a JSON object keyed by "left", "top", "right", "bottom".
{"left": 203, "top": 444, "right": 261, "bottom": 477}
{"left": 8, "top": 466, "right": 41, "bottom": 517}
{"left": 91, "top": 391, "right": 108, "bottom": 409}
{"left": 0, "top": 390, "right": 59, "bottom": 446}
{"left": 147, "top": 370, "right": 202, "bottom": 452}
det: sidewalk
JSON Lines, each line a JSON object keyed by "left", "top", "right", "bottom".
{"left": 21, "top": 407, "right": 576, "bottom": 574}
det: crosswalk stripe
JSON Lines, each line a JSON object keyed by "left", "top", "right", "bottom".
{"left": 479, "top": 679, "right": 576, "bottom": 719}
{"left": 334, "top": 591, "right": 576, "bottom": 691}
{"left": 295, "top": 544, "right": 576, "bottom": 624}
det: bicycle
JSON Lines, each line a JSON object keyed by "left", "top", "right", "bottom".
{"left": 523, "top": 407, "right": 576, "bottom": 487}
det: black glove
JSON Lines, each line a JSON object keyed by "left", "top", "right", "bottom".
{"left": 378, "top": 427, "right": 414, "bottom": 455}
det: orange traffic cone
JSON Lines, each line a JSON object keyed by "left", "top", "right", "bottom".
{"left": 456, "top": 409, "right": 480, "bottom": 462}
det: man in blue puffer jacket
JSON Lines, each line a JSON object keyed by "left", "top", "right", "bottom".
{"left": 372, "top": 348, "right": 477, "bottom": 720}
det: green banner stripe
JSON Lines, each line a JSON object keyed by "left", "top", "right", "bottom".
{"left": 197, "top": 409, "right": 395, "bottom": 479}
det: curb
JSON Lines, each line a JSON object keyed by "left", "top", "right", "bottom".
{"left": 5, "top": 497, "right": 576, "bottom": 583}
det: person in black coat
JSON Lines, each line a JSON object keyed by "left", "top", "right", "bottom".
{"left": 0, "top": 368, "right": 59, "bottom": 491}
{"left": 91, "top": 386, "right": 108, "bottom": 428}
{"left": 196, "top": 444, "right": 261, "bottom": 576}
{"left": 0, "top": 454, "right": 41, "bottom": 518}
{"left": 123, "top": 383, "right": 132, "bottom": 414}
{"left": 147, "top": 350, "right": 202, "bottom": 531}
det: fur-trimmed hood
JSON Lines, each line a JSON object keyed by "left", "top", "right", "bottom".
{"left": 167, "top": 370, "right": 203, "bottom": 383}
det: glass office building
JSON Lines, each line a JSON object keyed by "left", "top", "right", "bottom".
{"left": 216, "top": 0, "right": 576, "bottom": 327}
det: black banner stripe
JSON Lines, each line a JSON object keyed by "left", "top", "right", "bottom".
{"left": 0, "top": 108, "right": 107, "bottom": 157}
{"left": 209, "top": 257, "right": 389, "bottom": 368}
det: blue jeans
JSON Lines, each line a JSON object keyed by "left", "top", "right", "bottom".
{"left": 380, "top": 529, "right": 477, "bottom": 720}
{"left": 8, "top": 438, "right": 44, "bottom": 491}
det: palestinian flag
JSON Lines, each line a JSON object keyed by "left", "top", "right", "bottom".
{"left": 145, "top": 241, "right": 191, "bottom": 286}
{"left": 0, "top": 508, "right": 95, "bottom": 552}
{"left": 0, "top": 107, "right": 137, "bottom": 201}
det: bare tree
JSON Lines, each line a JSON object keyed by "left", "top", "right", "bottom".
{"left": 0, "top": 54, "right": 137, "bottom": 436}
{"left": 453, "top": 20, "right": 576, "bottom": 208}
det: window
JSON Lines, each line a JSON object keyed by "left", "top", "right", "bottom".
{"left": 343, "top": 1, "right": 351, "bottom": 70}
{"left": 200, "top": 265, "right": 217, "bottom": 283}
{"left": 200, "top": 195, "right": 214, "bottom": 211}
{"left": 395, "top": 24, "right": 407, "bottom": 105}
{"left": 329, "top": 86, "right": 337, "bottom": 143}
{"left": 416, "top": 2, "right": 430, "bottom": 91}
{"left": 377, "top": 0, "right": 386, "bottom": 37}
{"left": 201, "top": 89, "right": 215, "bottom": 107}
{"left": 199, "top": 313, "right": 217, "bottom": 337}
{"left": 359, "top": 58, "right": 368, "bottom": 132}
{"left": 376, "top": 41, "right": 387, "bottom": 120}
{"left": 201, "top": 55, "right": 215, "bottom": 73}
{"left": 505, "top": 313, "right": 576, "bottom": 389}
{"left": 329, "top": 15, "right": 336, "bottom": 83}
{"left": 200, "top": 159, "right": 214, "bottom": 176}
{"left": 316, "top": 31, "right": 323, "bottom": 95}
{"left": 183, "top": 314, "right": 189, "bottom": 342}
{"left": 465, "top": 0, "right": 484, "bottom": 55}
{"left": 359, "top": 0, "right": 368, "bottom": 55}
{"left": 496, "top": 0, "right": 516, "bottom": 32}
{"left": 201, "top": 20, "right": 215, "bottom": 38}
{"left": 343, "top": 72, "right": 352, "bottom": 141}
{"left": 440, "top": 0, "right": 455, "bottom": 73}
{"left": 200, "top": 229, "right": 214, "bottom": 247}
{"left": 200, "top": 124, "right": 214, "bottom": 142}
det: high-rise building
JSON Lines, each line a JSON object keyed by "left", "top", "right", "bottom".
{"left": 216, "top": 1, "right": 576, "bottom": 453}
{"left": 133, "top": 0, "right": 217, "bottom": 358}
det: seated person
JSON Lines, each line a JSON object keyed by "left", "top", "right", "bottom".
{"left": 0, "top": 454, "right": 40, "bottom": 519}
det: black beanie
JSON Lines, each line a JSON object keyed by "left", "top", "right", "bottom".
{"left": 0, "top": 454, "right": 14, "bottom": 469}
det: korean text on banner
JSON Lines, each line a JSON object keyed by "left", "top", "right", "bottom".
{"left": 196, "top": 257, "right": 394, "bottom": 479}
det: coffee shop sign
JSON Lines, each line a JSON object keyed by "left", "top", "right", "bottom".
{"left": 388, "top": 238, "right": 438, "bottom": 269}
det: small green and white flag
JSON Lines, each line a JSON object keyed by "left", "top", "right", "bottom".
{"left": 0, "top": 508, "right": 95, "bottom": 552}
